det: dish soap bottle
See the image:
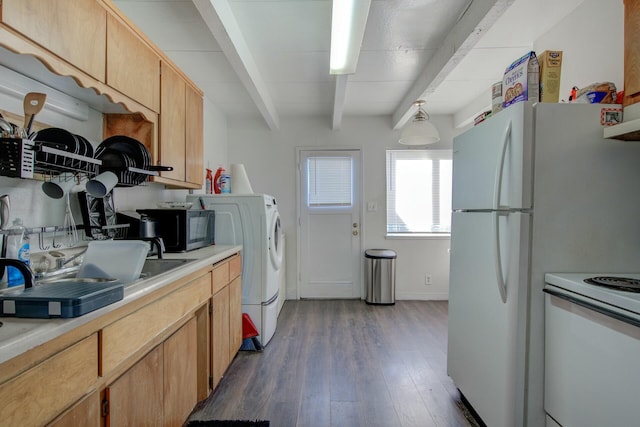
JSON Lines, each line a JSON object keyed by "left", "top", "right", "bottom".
{"left": 205, "top": 168, "right": 213, "bottom": 194}
{"left": 6, "top": 219, "right": 30, "bottom": 287}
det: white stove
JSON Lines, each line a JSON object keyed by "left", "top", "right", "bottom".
{"left": 544, "top": 273, "right": 640, "bottom": 318}
{"left": 543, "top": 273, "right": 640, "bottom": 427}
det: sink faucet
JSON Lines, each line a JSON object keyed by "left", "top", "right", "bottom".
{"left": 54, "top": 247, "right": 88, "bottom": 270}
{"left": 146, "top": 237, "right": 165, "bottom": 259}
{"left": 118, "top": 237, "right": 165, "bottom": 259}
{"left": 0, "top": 258, "right": 35, "bottom": 288}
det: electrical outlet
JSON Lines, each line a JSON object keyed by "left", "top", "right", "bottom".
{"left": 425, "top": 274, "right": 432, "bottom": 285}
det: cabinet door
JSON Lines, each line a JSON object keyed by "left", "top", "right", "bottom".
{"left": 624, "top": 0, "right": 640, "bottom": 106}
{"left": 0, "top": 335, "right": 98, "bottom": 426}
{"left": 195, "top": 304, "right": 211, "bottom": 400}
{"left": 186, "top": 84, "right": 204, "bottom": 186}
{"left": 107, "top": 346, "right": 163, "bottom": 426}
{"left": 164, "top": 318, "right": 198, "bottom": 427}
{"left": 49, "top": 391, "right": 100, "bottom": 427}
{"left": 211, "top": 286, "right": 230, "bottom": 389}
{"left": 229, "top": 276, "right": 243, "bottom": 360}
{"left": 101, "top": 273, "right": 211, "bottom": 376}
{"left": 106, "top": 13, "right": 160, "bottom": 112}
{"left": 1, "top": 0, "right": 106, "bottom": 81}
{"left": 160, "top": 62, "right": 187, "bottom": 182}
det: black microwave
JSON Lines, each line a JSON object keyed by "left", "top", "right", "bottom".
{"left": 136, "top": 208, "right": 215, "bottom": 252}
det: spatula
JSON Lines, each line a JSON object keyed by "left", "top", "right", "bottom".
{"left": 23, "top": 92, "right": 47, "bottom": 137}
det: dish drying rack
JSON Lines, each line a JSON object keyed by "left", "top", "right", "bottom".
{"left": 0, "top": 138, "right": 100, "bottom": 179}
{"left": 0, "top": 223, "right": 129, "bottom": 251}
{"left": 0, "top": 137, "right": 163, "bottom": 185}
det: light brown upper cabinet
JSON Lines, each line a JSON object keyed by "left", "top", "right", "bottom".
{"left": 624, "top": 0, "right": 640, "bottom": 107}
{"left": 0, "top": 0, "right": 203, "bottom": 190}
{"left": 160, "top": 62, "right": 187, "bottom": 182}
{"left": 106, "top": 13, "right": 160, "bottom": 113}
{"left": 159, "top": 61, "right": 204, "bottom": 188}
{"left": 186, "top": 84, "right": 204, "bottom": 187}
{"left": 1, "top": 0, "right": 107, "bottom": 81}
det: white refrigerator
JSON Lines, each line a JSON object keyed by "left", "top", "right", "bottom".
{"left": 447, "top": 102, "right": 640, "bottom": 427}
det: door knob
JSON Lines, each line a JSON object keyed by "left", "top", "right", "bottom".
{"left": 352, "top": 230, "right": 358, "bottom": 236}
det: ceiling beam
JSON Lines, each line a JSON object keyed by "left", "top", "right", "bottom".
{"left": 332, "top": 75, "right": 348, "bottom": 130}
{"left": 193, "top": 0, "right": 280, "bottom": 131}
{"left": 392, "top": 0, "right": 515, "bottom": 130}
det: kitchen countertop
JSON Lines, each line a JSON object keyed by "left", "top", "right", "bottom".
{"left": 0, "top": 244, "right": 242, "bottom": 365}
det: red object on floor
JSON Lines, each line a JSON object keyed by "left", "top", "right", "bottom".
{"left": 242, "top": 313, "right": 259, "bottom": 339}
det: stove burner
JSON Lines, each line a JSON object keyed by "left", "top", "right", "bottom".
{"left": 584, "top": 276, "right": 640, "bottom": 293}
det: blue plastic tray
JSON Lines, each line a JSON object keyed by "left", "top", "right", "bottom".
{"left": 0, "top": 281, "right": 124, "bottom": 318}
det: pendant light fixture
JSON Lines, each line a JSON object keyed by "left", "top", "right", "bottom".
{"left": 399, "top": 100, "right": 440, "bottom": 145}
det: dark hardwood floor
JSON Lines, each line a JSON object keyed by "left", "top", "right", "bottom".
{"left": 187, "top": 300, "right": 477, "bottom": 427}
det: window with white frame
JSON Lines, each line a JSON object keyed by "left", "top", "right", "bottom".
{"left": 386, "top": 149, "right": 452, "bottom": 235}
{"left": 307, "top": 156, "right": 353, "bottom": 207}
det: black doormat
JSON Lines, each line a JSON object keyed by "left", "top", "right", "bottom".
{"left": 184, "top": 421, "right": 269, "bottom": 427}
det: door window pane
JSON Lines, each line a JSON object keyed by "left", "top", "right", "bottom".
{"left": 307, "top": 157, "right": 353, "bottom": 207}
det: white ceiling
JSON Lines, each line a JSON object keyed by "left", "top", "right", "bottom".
{"left": 114, "top": 0, "right": 585, "bottom": 130}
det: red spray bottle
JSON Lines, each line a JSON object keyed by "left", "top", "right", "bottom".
{"left": 205, "top": 168, "right": 213, "bottom": 194}
{"left": 213, "top": 167, "right": 225, "bottom": 194}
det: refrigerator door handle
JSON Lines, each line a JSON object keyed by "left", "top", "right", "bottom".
{"left": 492, "top": 122, "right": 512, "bottom": 210}
{"left": 493, "top": 211, "right": 507, "bottom": 303}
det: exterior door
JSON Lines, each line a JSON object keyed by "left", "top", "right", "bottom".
{"left": 298, "top": 149, "right": 362, "bottom": 298}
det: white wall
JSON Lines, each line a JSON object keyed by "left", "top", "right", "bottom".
{"left": 534, "top": 0, "right": 624, "bottom": 101}
{"left": 226, "top": 0, "right": 626, "bottom": 303}
{"left": 228, "top": 114, "right": 454, "bottom": 301}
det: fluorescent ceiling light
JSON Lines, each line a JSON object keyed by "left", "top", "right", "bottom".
{"left": 330, "top": 0, "right": 371, "bottom": 75}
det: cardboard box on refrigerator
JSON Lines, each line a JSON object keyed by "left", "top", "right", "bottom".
{"left": 502, "top": 51, "right": 539, "bottom": 108}
{"left": 538, "top": 50, "right": 563, "bottom": 102}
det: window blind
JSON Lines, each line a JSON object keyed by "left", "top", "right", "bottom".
{"left": 386, "top": 150, "right": 452, "bottom": 234}
{"left": 307, "top": 156, "right": 353, "bottom": 207}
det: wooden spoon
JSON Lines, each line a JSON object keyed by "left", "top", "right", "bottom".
{"left": 23, "top": 92, "right": 47, "bottom": 136}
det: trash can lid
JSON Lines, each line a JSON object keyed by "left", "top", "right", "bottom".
{"left": 365, "top": 249, "right": 397, "bottom": 259}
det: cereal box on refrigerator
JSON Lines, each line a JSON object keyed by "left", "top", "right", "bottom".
{"left": 538, "top": 50, "right": 563, "bottom": 103}
{"left": 491, "top": 81, "right": 503, "bottom": 115}
{"left": 502, "top": 51, "right": 539, "bottom": 108}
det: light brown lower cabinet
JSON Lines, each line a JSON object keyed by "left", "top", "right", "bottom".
{"left": 106, "top": 345, "right": 164, "bottom": 426}
{"left": 0, "top": 334, "right": 98, "bottom": 427}
{"left": 229, "top": 276, "right": 243, "bottom": 361}
{"left": 164, "top": 317, "right": 198, "bottom": 426}
{"left": 211, "top": 285, "right": 230, "bottom": 389}
{"left": 0, "top": 253, "right": 242, "bottom": 426}
{"left": 106, "top": 317, "right": 197, "bottom": 427}
{"left": 49, "top": 391, "right": 101, "bottom": 427}
{"left": 210, "top": 255, "right": 243, "bottom": 390}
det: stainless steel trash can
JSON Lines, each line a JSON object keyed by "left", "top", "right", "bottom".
{"left": 365, "top": 249, "right": 397, "bottom": 305}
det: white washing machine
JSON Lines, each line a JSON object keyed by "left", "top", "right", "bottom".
{"left": 188, "top": 194, "right": 283, "bottom": 345}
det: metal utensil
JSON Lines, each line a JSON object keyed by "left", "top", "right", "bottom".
{"left": 23, "top": 92, "right": 47, "bottom": 136}
{"left": 0, "top": 194, "right": 9, "bottom": 231}
{"left": 0, "top": 117, "right": 12, "bottom": 137}
{"left": 63, "top": 193, "right": 78, "bottom": 247}
{"left": 0, "top": 194, "right": 10, "bottom": 282}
